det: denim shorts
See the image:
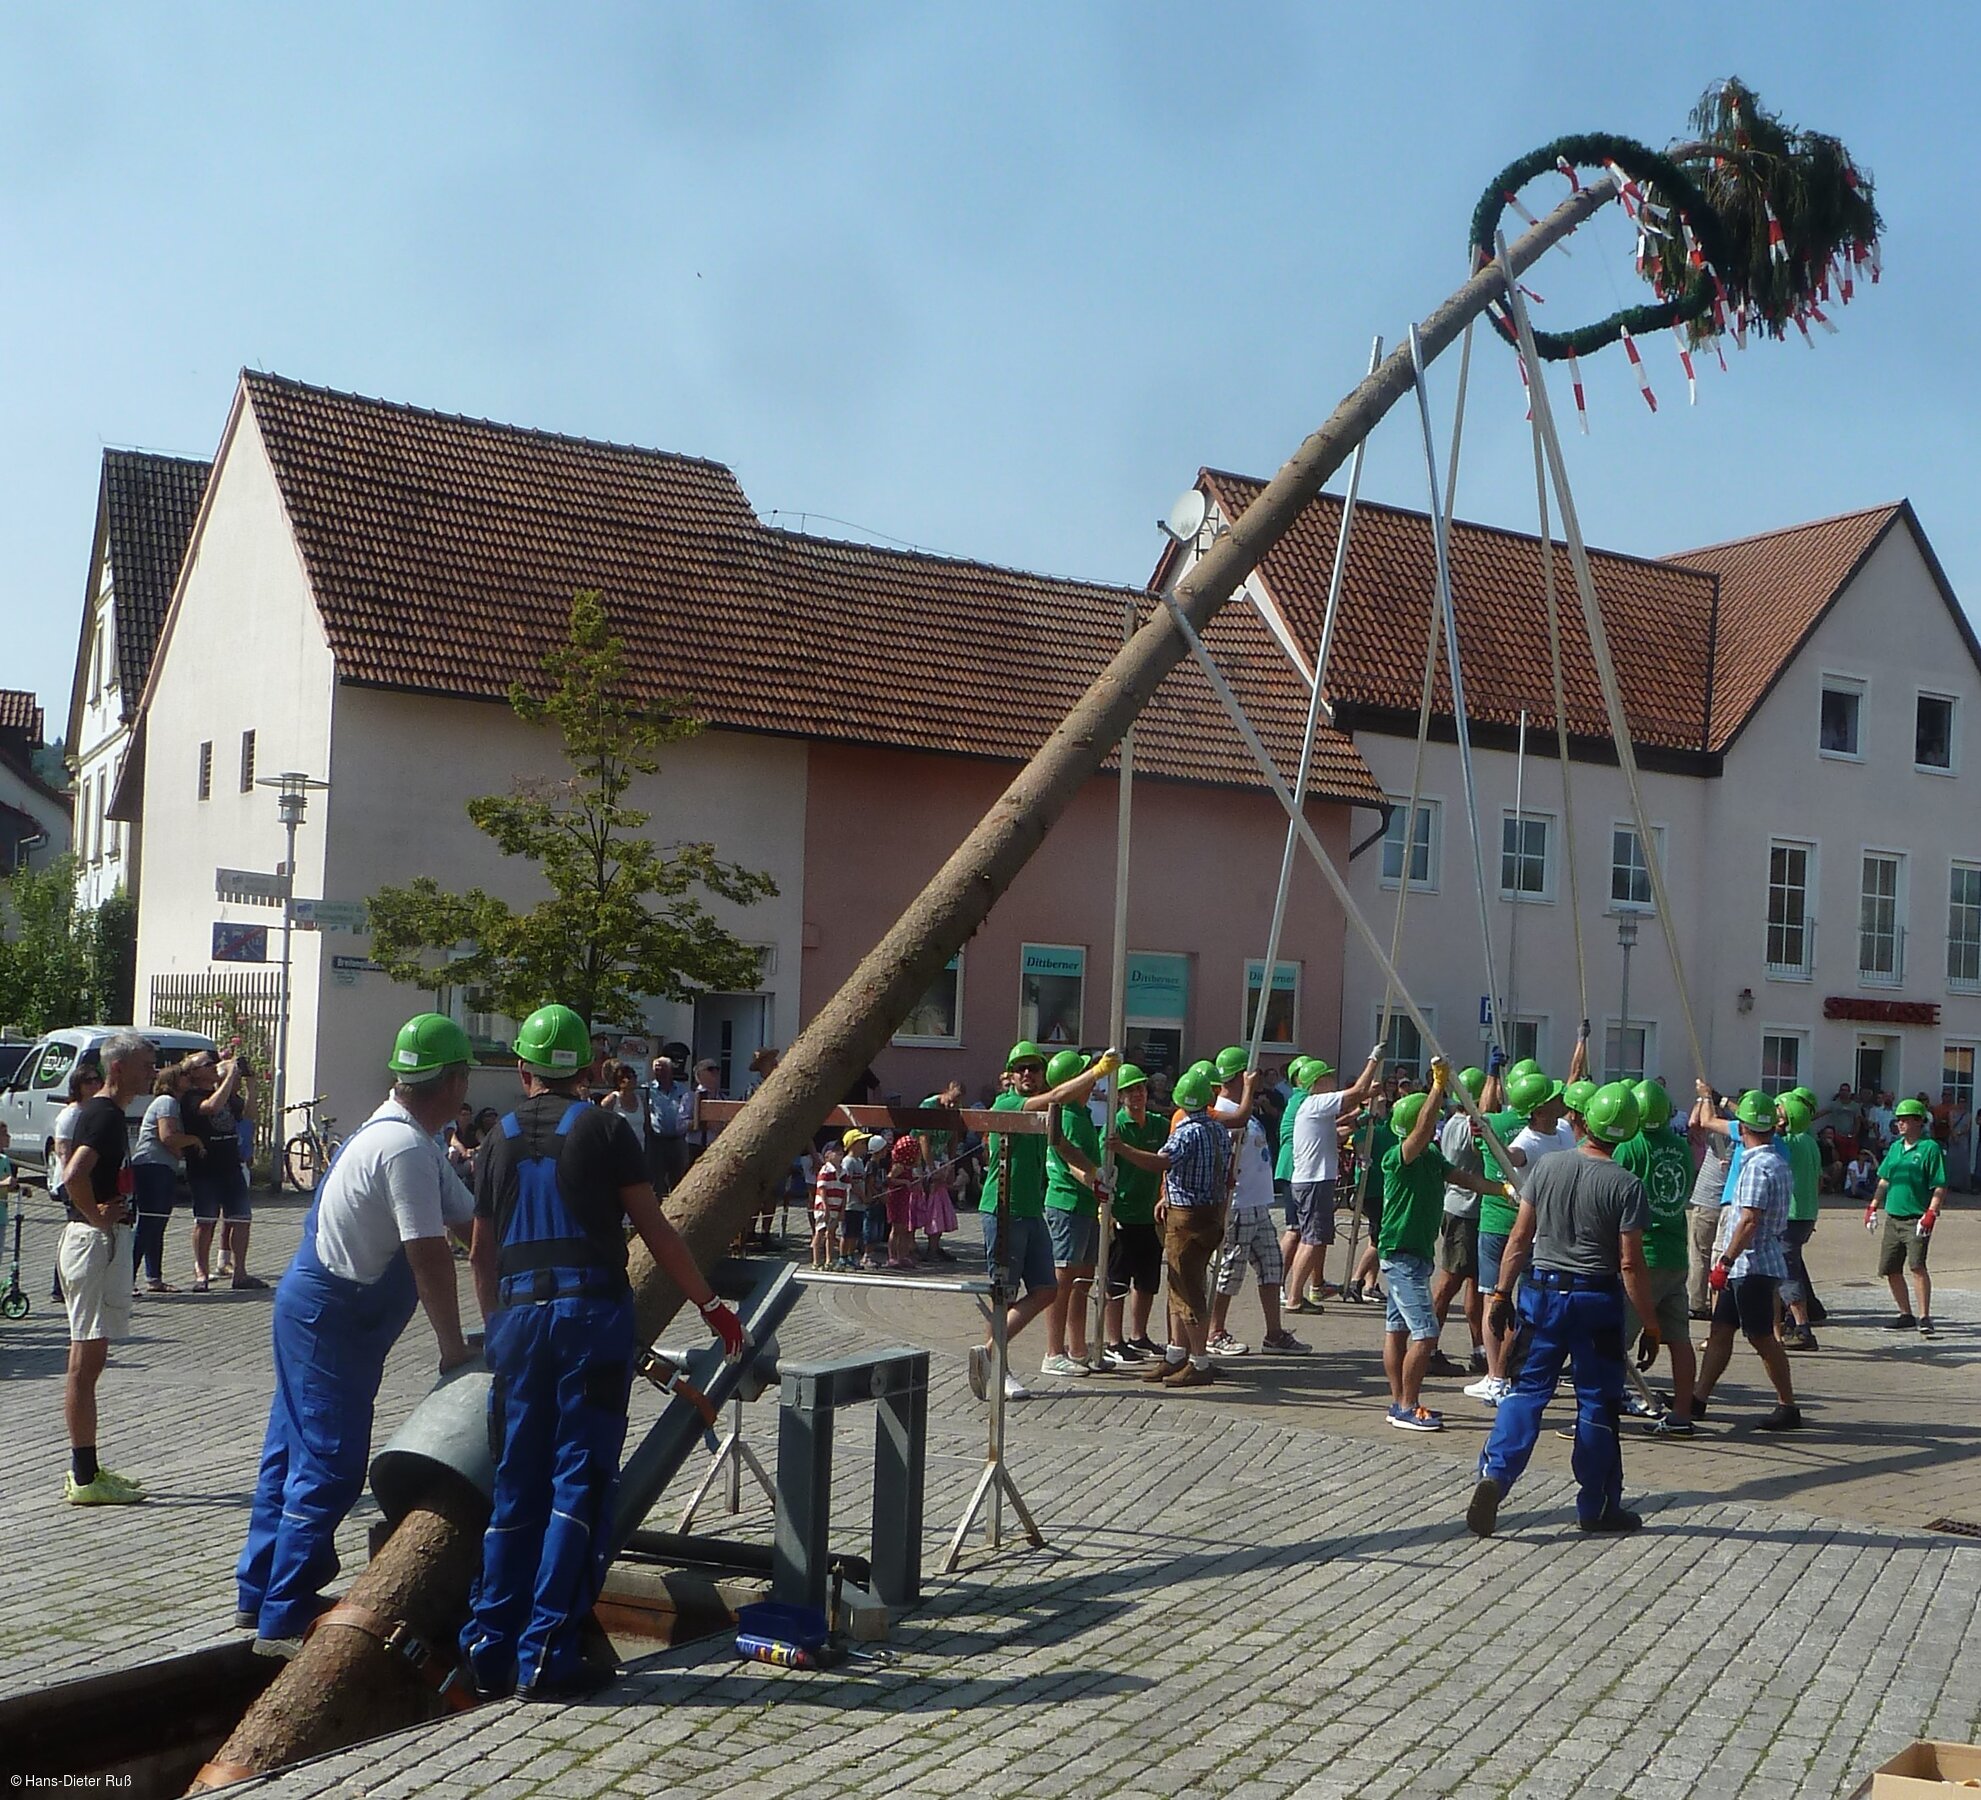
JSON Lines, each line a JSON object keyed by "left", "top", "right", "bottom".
{"left": 1478, "top": 1230, "right": 1510, "bottom": 1296}
{"left": 1381, "top": 1249, "right": 1438, "bottom": 1341}
{"left": 982, "top": 1213, "right": 1056, "bottom": 1294}
{"left": 1046, "top": 1208, "right": 1098, "bottom": 1268}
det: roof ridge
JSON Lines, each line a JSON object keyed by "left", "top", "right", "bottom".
{"left": 1664, "top": 502, "right": 1905, "bottom": 563}
{"left": 766, "top": 524, "right": 1152, "bottom": 600}
{"left": 240, "top": 369, "right": 743, "bottom": 480}
{"left": 102, "top": 446, "right": 214, "bottom": 473}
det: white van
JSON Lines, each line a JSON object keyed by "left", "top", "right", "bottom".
{"left": 0, "top": 1026, "right": 219, "bottom": 1182}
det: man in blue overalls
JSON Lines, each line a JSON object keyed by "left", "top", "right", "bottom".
{"left": 235, "top": 1014, "right": 480, "bottom": 1655}
{"left": 461, "top": 1004, "right": 747, "bottom": 1701}
{"left": 1465, "top": 1081, "right": 1662, "bottom": 1538}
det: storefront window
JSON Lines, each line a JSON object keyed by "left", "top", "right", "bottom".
{"left": 1019, "top": 944, "right": 1085, "bottom": 1046}
{"left": 1242, "top": 960, "right": 1300, "bottom": 1050}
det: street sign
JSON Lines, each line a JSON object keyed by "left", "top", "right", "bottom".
{"left": 291, "top": 898, "right": 369, "bottom": 933}
{"left": 215, "top": 867, "right": 290, "bottom": 907}
{"left": 213, "top": 922, "right": 269, "bottom": 963}
{"left": 331, "top": 955, "right": 384, "bottom": 974}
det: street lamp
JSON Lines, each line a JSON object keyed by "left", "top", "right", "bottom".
{"left": 257, "top": 770, "right": 330, "bottom": 1160}
{"left": 1615, "top": 914, "right": 1640, "bottom": 1082}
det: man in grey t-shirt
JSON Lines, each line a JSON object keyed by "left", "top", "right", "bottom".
{"left": 1467, "top": 1082, "right": 1659, "bottom": 1539}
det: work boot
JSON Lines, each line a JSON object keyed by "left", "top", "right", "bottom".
{"left": 1163, "top": 1360, "right": 1215, "bottom": 1387}
{"left": 1578, "top": 1509, "right": 1644, "bottom": 1534}
{"left": 1756, "top": 1403, "right": 1804, "bottom": 1432}
{"left": 1466, "top": 1478, "right": 1502, "bottom": 1538}
{"left": 1142, "top": 1356, "right": 1185, "bottom": 1383}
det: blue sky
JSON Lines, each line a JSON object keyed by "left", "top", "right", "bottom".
{"left": 3, "top": 3, "right": 1970, "bottom": 726}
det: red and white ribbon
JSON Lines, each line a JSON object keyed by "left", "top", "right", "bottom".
{"left": 1605, "top": 160, "right": 1644, "bottom": 219}
{"left": 1672, "top": 324, "right": 1697, "bottom": 404}
{"left": 1514, "top": 354, "right": 1533, "bottom": 423}
{"left": 1619, "top": 325, "right": 1657, "bottom": 411}
{"left": 1807, "top": 302, "right": 1838, "bottom": 335}
{"left": 1793, "top": 310, "right": 1814, "bottom": 348}
{"left": 1503, "top": 189, "right": 1542, "bottom": 231}
{"left": 1566, "top": 350, "right": 1589, "bottom": 433}
{"left": 1556, "top": 156, "right": 1581, "bottom": 192}
{"left": 1765, "top": 200, "right": 1789, "bottom": 265}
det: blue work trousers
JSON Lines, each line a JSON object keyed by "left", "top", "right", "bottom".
{"left": 1478, "top": 1276, "right": 1627, "bottom": 1525}
{"left": 236, "top": 1221, "right": 418, "bottom": 1639}
{"left": 461, "top": 1290, "right": 636, "bottom": 1693}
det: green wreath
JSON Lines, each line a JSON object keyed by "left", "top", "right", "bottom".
{"left": 1469, "top": 132, "right": 1729, "bottom": 360}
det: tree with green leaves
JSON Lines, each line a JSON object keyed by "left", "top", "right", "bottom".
{"left": 366, "top": 590, "right": 776, "bottom": 1029}
{"left": 0, "top": 856, "right": 99, "bottom": 1033}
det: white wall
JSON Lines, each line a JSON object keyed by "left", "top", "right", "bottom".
{"left": 1709, "top": 524, "right": 1981, "bottom": 1099}
{"left": 315, "top": 692, "right": 809, "bottom": 1129}
{"left": 74, "top": 555, "right": 132, "bottom": 910}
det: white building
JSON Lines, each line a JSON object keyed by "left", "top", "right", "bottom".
{"left": 64, "top": 450, "right": 209, "bottom": 911}
{"left": 1157, "top": 472, "right": 1981, "bottom": 1150}
{"left": 0, "top": 689, "right": 69, "bottom": 874}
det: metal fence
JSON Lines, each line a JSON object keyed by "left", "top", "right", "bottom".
{"left": 147, "top": 971, "right": 282, "bottom": 1173}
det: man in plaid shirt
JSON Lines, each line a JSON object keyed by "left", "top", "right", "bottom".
{"left": 1689, "top": 1088, "right": 1800, "bottom": 1431}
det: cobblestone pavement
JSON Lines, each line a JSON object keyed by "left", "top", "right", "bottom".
{"left": 3, "top": 1190, "right": 1978, "bottom": 1798}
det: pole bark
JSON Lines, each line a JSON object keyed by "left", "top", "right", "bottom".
{"left": 200, "top": 176, "right": 1615, "bottom": 1784}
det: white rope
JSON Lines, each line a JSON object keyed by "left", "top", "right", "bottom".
{"left": 1494, "top": 234, "right": 1710, "bottom": 1086}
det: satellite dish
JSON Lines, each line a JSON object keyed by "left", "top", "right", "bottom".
{"left": 1163, "top": 489, "right": 1208, "bottom": 544}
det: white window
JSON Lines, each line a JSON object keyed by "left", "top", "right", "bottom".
{"left": 1499, "top": 811, "right": 1553, "bottom": 902}
{"left": 1019, "top": 944, "right": 1084, "bottom": 1046}
{"left": 1819, "top": 675, "right": 1864, "bottom": 759}
{"left": 1949, "top": 863, "right": 1981, "bottom": 994}
{"left": 1760, "top": 1030, "right": 1807, "bottom": 1089}
{"left": 1916, "top": 693, "right": 1957, "bottom": 773}
{"left": 1609, "top": 824, "right": 1667, "bottom": 912}
{"left": 92, "top": 773, "right": 107, "bottom": 864}
{"left": 1504, "top": 1016, "right": 1546, "bottom": 1067}
{"left": 895, "top": 951, "right": 964, "bottom": 1048}
{"left": 1243, "top": 960, "right": 1300, "bottom": 1051}
{"left": 1602, "top": 1020, "right": 1652, "bottom": 1084}
{"left": 1380, "top": 797, "right": 1438, "bottom": 891}
{"left": 1375, "top": 1009, "right": 1429, "bottom": 1079}
{"left": 1859, "top": 852, "right": 1905, "bottom": 987}
{"left": 239, "top": 729, "right": 257, "bottom": 794}
{"left": 1766, "top": 840, "right": 1815, "bottom": 979}
{"left": 197, "top": 740, "right": 213, "bottom": 802}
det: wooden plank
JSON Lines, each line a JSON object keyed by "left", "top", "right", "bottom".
{"left": 697, "top": 1100, "right": 1048, "bottom": 1135}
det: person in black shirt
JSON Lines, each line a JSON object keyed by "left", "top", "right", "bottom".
{"left": 58, "top": 1032, "right": 156, "bottom": 1504}
{"left": 460, "top": 1004, "right": 748, "bottom": 1702}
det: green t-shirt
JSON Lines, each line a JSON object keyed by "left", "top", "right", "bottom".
{"left": 980, "top": 1090, "right": 1048, "bottom": 1220}
{"left": 1379, "top": 1142, "right": 1449, "bottom": 1260}
{"left": 1275, "top": 1093, "right": 1308, "bottom": 1182}
{"left": 1614, "top": 1126, "right": 1693, "bottom": 1269}
{"left": 1045, "top": 1102, "right": 1102, "bottom": 1217}
{"left": 1112, "top": 1108, "right": 1167, "bottom": 1224}
{"left": 1785, "top": 1131, "right": 1822, "bottom": 1223}
{"left": 1477, "top": 1109, "right": 1529, "bottom": 1236}
{"left": 917, "top": 1096, "right": 955, "bottom": 1161}
{"left": 1878, "top": 1137, "right": 1947, "bottom": 1219}
{"left": 1358, "top": 1116, "right": 1396, "bottom": 1202}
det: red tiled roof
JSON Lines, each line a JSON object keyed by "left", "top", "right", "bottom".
{"left": 0, "top": 689, "right": 44, "bottom": 740}
{"left": 1201, "top": 471, "right": 1719, "bottom": 753}
{"left": 240, "top": 372, "right": 1381, "bottom": 806}
{"left": 1666, "top": 505, "right": 1904, "bottom": 750}
{"left": 101, "top": 450, "right": 212, "bottom": 713}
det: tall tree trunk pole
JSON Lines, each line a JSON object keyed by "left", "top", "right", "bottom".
{"left": 203, "top": 176, "right": 1616, "bottom": 1784}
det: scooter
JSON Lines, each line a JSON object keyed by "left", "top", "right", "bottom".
{"left": 1, "top": 1192, "right": 29, "bottom": 1320}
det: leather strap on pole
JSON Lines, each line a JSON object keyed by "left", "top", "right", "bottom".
{"left": 310, "top": 1599, "right": 478, "bottom": 1712}
{"left": 189, "top": 1762, "right": 260, "bottom": 1792}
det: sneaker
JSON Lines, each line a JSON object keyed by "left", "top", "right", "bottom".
{"left": 1578, "top": 1509, "right": 1644, "bottom": 1534}
{"left": 1463, "top": 1373, "right": 1505, "bottom": 1402}
{"left": 1687, "top": 1398, "right": 1709, "bottom": 1423}
{"left": 1206, "top": 1331, "right": 1249, "bottom": 1357}
{"left": 1001, "top": 1372, "right": 1030, "bottom": 1401}
{"left": 1142, "top": 1356, "right": 1186, "bottom": 1382}
{"left": 99, "top": 1469, "right": 147, "bottom": 1498}
{"left": 1039, "top": 1352, "right": 1091, "bottom": 1378}
{"left": 966, "top": 1346, "right": 990, "bottom": 1402}
{"left": 1643, "top": 1414, "right": 1695, "bottom": 1439}
{"left": 1283, "top": 1295, "right": 1325, "bottom": 1316}
{"left": 1128, "top": 1335, "right": 1163, "bottom": 1357}
{"left": 1756, "top": 1403, "right": 1804, "bottom": 1432}
{"left": 64, "top": 1472, "right": 145, "bottom": 1506}
{"left": 1885, "top": 1313, "right": 1918, "bottom": 1331}
{"left": 1343, "top": 1282, "right": 1365, "bottom": 1304}
{"left": 1103, "top": 1342, "right": 1144, "bottom": 1368}
{"left": 1163, "top": 1360, "right": 1216, "bottom": 1388}
{"left": 233, "top": 1609, "right": 259, "bottom": 1632}
{"left": 1387, "top": 1404, "right": 1442, "bottom": 1432}
{"left": 1687, "top": 1306, "right": 1712, "bottom": 1322}
{"left": 1259, "top": 1329, "right": 1309, "bottom": 1352}
{"left": 1918, "top": 1317, "right": 1938, "bottom": 1340}
{"left": 1807, "top": 1297, "right": 1828, "bottom": 1325}
{"left": 251, "top": 1636, "right": 304, "bottom": 1661}
{"left": 1782, "top": 1325, "right": 1819, "bottom": 1352}
{"left": 1469, "top": 1348, "right": 1489, "bottom": 1375}
{"left": 1466, "top": 1477, "right": 1502, "bottom": 1538}
{"left": 230, "top": 1273, "right": 269, "bottom": 1291}
{"left": 1624, "top": 1390, "right": 1661, "bottom": 1418}
{"left": 1426, "top": 1350, "right": 1468, "bottom": 1378}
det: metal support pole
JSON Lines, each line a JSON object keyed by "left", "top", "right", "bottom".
{"left": 673, "top": 1390, "right": 777, "bottom": 1532}
{"left": 273, "top": 811, "right": 297, "bottom": 1161}
{"left": 1506, "top": 708, "right": 1528, "bottom": 1033}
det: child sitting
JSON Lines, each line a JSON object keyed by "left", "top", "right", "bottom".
{"left": 1844, "top": 1149, "right": 1875, "bottom": 1199}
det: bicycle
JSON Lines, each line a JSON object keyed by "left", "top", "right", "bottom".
{"left": 283, "top": 1096, "right": 342, "bottom": 1193}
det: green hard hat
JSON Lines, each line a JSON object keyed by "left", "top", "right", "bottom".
{"left": 1214, "top": 1045, "right": 1249, "bottom": 1080}
{"left": 1789, "top": 1085, "right": 1819, "bottom": 1112}
{"left": 1005, "top": 1040, "right": 1047, "bottom": 1071}
{"left": 389, "top": 1012, "right": 475, "bottom": 1079}
{"left": 1894, "top": 1096, "right": 1931, "bottom": 1122}
{"left": 1045, "top": 1048, "right": 1089, "bottom": 1086}
{"left": 1115, "top": 1062, "right": 1148, "bottom": 1091}
{"left": 1583, "top": 1081, "right": 1642, "bottom": 1145}
{"left": 1390, "top": 1090, "right": 1431, "bottom": 1137}
{"left": 511, "top": 1004, "right": 590, "bottom": 1076}
{"left": 1459, "top": 1066, "right": 1488, "bottom": 1101}
{"left": 1304, "top": 1058, "right": 1335, "bottom": 1084}
{"left": 1507, "top": 1068, "right": 1564, "bottom": 1117}
{"left": 1631, "top": 1078, "right": 1673, "bottom": 1133}
{"left": 1733, "top": 1089, "right": 1779, "bottom": 1131}
{"left": 1507, "top": 1058, "right": 1542, "bottom": 1084}
{"left": 1777, "top": 1093, "right": 1813, "bottom": 1134}
{"left": 1563, "top": 1079, "right": 1598, "bottom": 1115}
{"left": 1174, "top": 1069, "right": 1215, "bottom": 1111}
{"left": 1186, "top": 1059, "right": 1217, "bottom": 1084}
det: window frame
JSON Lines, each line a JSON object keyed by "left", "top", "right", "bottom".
{"left": 1759, "top": 1028, "right": 1808, "bottom": 1090}
{"left": 197, "top": 740, "right": 213, "bottom": 802}
{"left": 1818, "top": 671, "right": 1866, "bottom": 761}
{"left": 893, "top": 948, "right": 966, "bottom": 1049}
{"left": 1949, "top": 860, "right": 1981, "bottom": 995}
{"left": 1378, "top": 795, "right": 1440, "bottom": 893}
{"left": 1608, "top": 821, "right": 1668, "bottom": 914}
{"left": 1242, "top": 959, "right": 1301, "bottom": 1052}
{"left": 1857, "top": 848, "right": 1907, "bottom": 989}
{"left": 1504, "top": 1015, "right": 1548, "bottom": 1069}
{"left": 1601, "top": 1018, "right": 1654, "bottom": 1085}
{"left": 1915, "top": 691, "right": 1958, "bottom": 776}
{"left": 1497, "top": 808, "right": 1555, "bottom": 904}
{"left": 239, "top": 729, "right": 257, "bottom": 794}
{"left": 1018, "top": 943, "right": 1086, "bottom": 1048}
{"left": 1765, "top": 837, "right": 1817, "bottom": 982}
{"left": 1373, "top": 1006, "right": 1433, "bottom": 1080}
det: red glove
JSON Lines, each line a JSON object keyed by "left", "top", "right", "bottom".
{"left": 700, "top": 1297, "right": 748, "bottom": 1361}
{"left": 1708, "top": 1259, "right": 1730, "bottom": 1293}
